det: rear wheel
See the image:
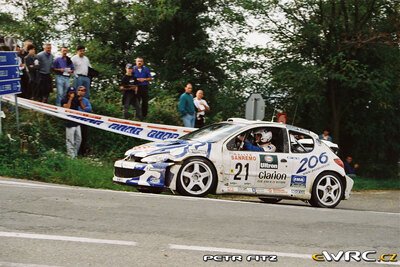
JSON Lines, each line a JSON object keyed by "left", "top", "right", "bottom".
{"left": 310, "top": 172, "right": 343, "bottom": 208}
{"left": 259, "top": 198, "right": 282, "bottom": 204}
{"left": 176, "top": 158, "right": 217, "bottom": 197}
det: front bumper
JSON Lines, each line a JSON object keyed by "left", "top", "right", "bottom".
{"left": 113, "top": 159, "right": 174, "bottom": 188}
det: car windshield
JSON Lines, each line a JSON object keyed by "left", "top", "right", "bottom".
{"left": 180, "top": 123, "right": 244, "bottom": 143}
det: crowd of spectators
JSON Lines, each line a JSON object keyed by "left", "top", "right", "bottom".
{"left": 178, "top": 82, "right": 210, "bottom": 128}
{"left": 4, "top": 39, "right": 211, "bottom": 158}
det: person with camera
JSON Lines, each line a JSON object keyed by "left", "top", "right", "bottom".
{"left": 61, "top": 87, "right": 88, "bottom": 158}
{"left": 76, "top": 86, "right": 92, "bottom": 156}
{"left": 120, "top": 63, "right": 140, "bottom": 120}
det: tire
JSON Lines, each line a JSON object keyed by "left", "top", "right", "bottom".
{"left": 176, "top": 157, "right": 217, "bottom": 197}
{"left": 309, "top": 172, "right": 343, "bottom": 208}
{"left": 137, "top": 187, "right": 164, "bottom": 194}
{"left": 259, "top": 198, "right": 282, "bottom": 204}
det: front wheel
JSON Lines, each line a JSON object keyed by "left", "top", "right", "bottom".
{"left": 176, "top": 158, "right": 217, "bottom": 197}
{"left": 310, "top": 172, "right": 343, "bottom": 208}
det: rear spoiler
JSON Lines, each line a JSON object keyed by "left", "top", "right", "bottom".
{"left": 321, "top": 140, "right": 339, "bottom": 154}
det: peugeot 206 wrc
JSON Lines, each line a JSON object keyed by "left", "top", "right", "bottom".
{"left": 113, "top": 118, "right": 354, "bottom": 208}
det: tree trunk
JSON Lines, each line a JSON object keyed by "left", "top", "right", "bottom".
{"left": 327, "top": 79, "right": 340, "bottom": 145}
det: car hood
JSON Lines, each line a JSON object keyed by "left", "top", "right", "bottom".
{"left": 125, "top": 139, "right": 212, "bottom": 159}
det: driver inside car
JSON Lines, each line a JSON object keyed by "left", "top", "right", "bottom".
{"left": 237, "top": 129, "right": 276, "bottom": 152}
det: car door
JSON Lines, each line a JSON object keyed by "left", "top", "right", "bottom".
{"left": 253, "top": 127, "right": 293, "bottom": 191}
{"left": 222, "top": 128, "right": 261, "bottom": 193}
{"left": 222, "top": 126, "right": 291, "bottom": 193}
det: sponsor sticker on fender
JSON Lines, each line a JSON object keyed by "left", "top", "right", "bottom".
{"left": 231, "top": 153, "right": 256, "bottom": 161}
{"left": 259, "top": 154, "right": 278, "bottom": 169}
{"left": 290, "top": 175, "right": 307, "bottom": 188}
{"left": 257, "top": 171, "right": 287, "bottom": 184}
{"left": 291, "top": 189, "right": 305, "bottom": 194}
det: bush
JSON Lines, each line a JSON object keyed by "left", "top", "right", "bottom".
{"left": 0, "top": 136, "right": 135, "bottom": 191}
{"left": 147, "top": 93, "right": 182, "bottom": 126}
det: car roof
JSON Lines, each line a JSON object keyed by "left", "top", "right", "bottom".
{"left": 226, "top": 118, "right": 317, "bottom": 137}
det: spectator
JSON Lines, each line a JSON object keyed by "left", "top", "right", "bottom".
{"left": 21, "top": 40, "right": 33, "bottom": 64}
{"left": 319, "top": 128, "right": 333, "bottom": 142}
{"left": 24, "top": 44, "right": 40, "bottom": 99}
{"left": 14, "top": 44, "right": 29, "bottom": 98}
{"left": 120, "top": 63, "right": 140, "bottom": 120}
{"left": 71, "top": 45, "right": 92, "bottom": 98}
{"left": 178, "top": 83, "right": 196, "bottom": 128}
{"left": 53, "top": 46, "right": 74, "bottom": 106}
{"left": 344, "top": 156, "right": 359, "bottom": 177}
{"left": 193, "top": 90, "right": 210, "bottom": 128}
{"left": 36, "top": 43, "right": 54, "bottom": 103}
{"left": 133, "top": 57, "right": 153, "bottom": 119}
{"left": 61, "top": 87, "right": 86, "bottom": 158}
{"left": 76, "top": 86, "right": 92, "bottom": 156}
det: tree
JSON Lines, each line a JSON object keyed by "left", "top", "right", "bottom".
{"left": 242, "top": 0, "right": 400, "bottom": 177}
{"left": 0, "top": 0, "right": 62, "bottom": 47}
{"left": 131, "top": 0, "right": 226, "bottom": 105}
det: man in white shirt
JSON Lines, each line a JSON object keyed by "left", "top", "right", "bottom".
{"left": 193, "top": 90, "right": 210, "bottom": 128}
{"left": 71, "top": 45, "right": 92, "bottom": 98}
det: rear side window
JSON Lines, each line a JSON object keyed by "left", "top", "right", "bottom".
{"left": 289, "top": 131, "right": 314, "bottom": 153}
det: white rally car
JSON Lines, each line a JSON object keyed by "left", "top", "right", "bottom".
{"left": 113, "top": 118, "right": 354, "bottom": 208}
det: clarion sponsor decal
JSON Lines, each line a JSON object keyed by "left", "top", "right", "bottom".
{"left": 231, "top": 153, "right": 256, "bottom": 161}
{"left": 259, "top": 154, "right": 278, "bottom": 169}
{"left": 258, "top": 171, "right": 287, "bottom": 180}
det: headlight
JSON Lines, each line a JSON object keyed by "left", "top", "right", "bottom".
{"left": 141, "top": 154, "right": 171, "bottom": 163}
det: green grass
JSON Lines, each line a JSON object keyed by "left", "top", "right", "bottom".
{"left": 0, "top": 150, "right": 136, "bottom": 192}
{"left": 352, "top": 176, "right": 400, "bottom": 191}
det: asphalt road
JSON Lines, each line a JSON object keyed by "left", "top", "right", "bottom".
{"left": 0, "top": 177, "right": 399, "bottom": 267}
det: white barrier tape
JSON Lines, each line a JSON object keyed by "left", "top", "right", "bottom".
{"left": 1, "top": 95, "right": 196, "bottom": 142}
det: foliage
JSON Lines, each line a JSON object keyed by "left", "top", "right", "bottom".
{"left": 0, "top": 135, "right": 136, "bottom": 190}
{"left": 0, "top": 0, "right": 62, "bottom": 47}
{"left": 146, "top": 89, "right": 183, "bottom": 126}
{"left": 240, "top": 0, "right": 400, "bottom": 178}
{"left": 352, "top": 176, "right": 400, "bottom": 191}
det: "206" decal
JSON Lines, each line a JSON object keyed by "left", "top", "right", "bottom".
{"left": 296, "top": 152, "right": 328, "bottom": 174}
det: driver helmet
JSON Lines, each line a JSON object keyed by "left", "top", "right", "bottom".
{"left": 254, "top": 129, "right": 272, "bottom": 143}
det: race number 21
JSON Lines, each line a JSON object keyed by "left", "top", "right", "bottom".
{"left": 234, "top": 163, "right": 249, "bottom": 180}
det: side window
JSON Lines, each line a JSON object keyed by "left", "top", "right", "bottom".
{"left": 226, "top": 127, "right": 287, "bottom": 153}
{"left": 289, "top": 131, "right": 314, "bottom": 153}
{"left": 226, "top": 132, "right": 244, "bottom": 151}
{"left": 226, "top": 129, "right": 253, "bottom": 151}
